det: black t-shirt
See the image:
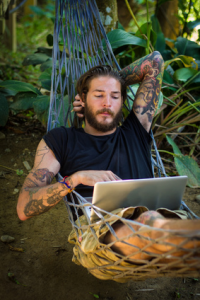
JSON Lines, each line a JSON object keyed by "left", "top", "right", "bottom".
{"left": 43, "top": 110, "right": 153, "bottom": 197}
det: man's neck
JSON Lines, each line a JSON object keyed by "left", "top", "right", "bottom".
{"left": 84, "top": 122, "right": 117, "bottom": 136}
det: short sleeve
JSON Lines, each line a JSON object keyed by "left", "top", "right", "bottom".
{"left": 43, "top": 127, "right": 68, "bottom": 166}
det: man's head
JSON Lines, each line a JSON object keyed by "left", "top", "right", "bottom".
{"left": 76, "top": 65, "right": 127, "bottom": 134}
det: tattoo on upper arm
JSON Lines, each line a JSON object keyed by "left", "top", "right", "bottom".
{"left": 35, "top": 144, "right": 51, "bottom": 168}
{"left": 121, "top": 52, "right": 164, "bottom": 124}
{"left": 31, "top": 168, "right": 54, "bottom": 184}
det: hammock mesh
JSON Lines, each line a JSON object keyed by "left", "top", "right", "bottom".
{"left": 48, "top": 0, "right": 200, "bottom": 281}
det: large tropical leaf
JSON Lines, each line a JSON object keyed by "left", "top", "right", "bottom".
{"left": 135, "top": 22, "right": 157, "bottom": 47}
{"left": 165, "top": 55, "right": 198, "bottom": 70}
{"left": 187, "top": 19, "right": 200, "bottom": 31}
{"left": 102, "top": 29, "right": 147, "bottom": 50}
{"left": 151, "top": 15, "right": 166, "bottom": 53}
{"left": 166, "top": 135, "right": 200, "bottom": 188}
{"left": 32, "top": 95, "right": 71, "bottom": 127}
{"left": 175, "top": 37, "right": 200, "bottom": 60}
{"left": 173, "top": 68, "right": 198, "bottom": 82}
{"left": 39, "top": 69, "right": 52, "bottom": 91}
{"left": 0, "top": 81, "right": 41, "bottom": 96}
{"left": 0, "top": 93, "right": 9, "bottom": 126}
{"left": 9, "top": 92, "right": 37, "bottom": 113}
{"left": 23, "top": 53, "right": 50, "bottom": 67}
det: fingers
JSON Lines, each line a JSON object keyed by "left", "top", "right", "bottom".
{"left": 101, "top": 171, "right": 121, "bottom": 182}
{"left": 75, "top": 94, "right": 81, "bottom": 101}
{"left": 77, "top": 170, "right": 121, "bottom": 186}
{"left": 73, "top": 95, "right": 85, "bottom": 118}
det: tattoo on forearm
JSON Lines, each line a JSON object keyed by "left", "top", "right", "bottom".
{"left": 24, "top": 199, "right": 50, "bottom": 217}
{"left": 31, "top": 168, "right": 54, "bottom": 184}
{"left": 120, "top": 51, "right": 164, "bottom": 123}
{"left": 24, "top": 189, "right": 63, "bottom": 217}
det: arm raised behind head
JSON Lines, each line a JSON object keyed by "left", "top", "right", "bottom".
{"left": 119, "top": 51, "right": 164, "bottom": 132}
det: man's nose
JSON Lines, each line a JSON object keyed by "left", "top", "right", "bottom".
{"left": 102, "top": 95, "right": 111, "bottom": 107}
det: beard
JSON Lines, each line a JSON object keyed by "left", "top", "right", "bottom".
{"left": 84, "top": 102, "right": 122, "bottom": 133}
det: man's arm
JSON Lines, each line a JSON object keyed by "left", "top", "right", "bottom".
{"left": 119, "top": 51, "right": 164, "bottom": 132}
{"left": 17, "top": 140, "right": 120, "bottom": 221}
{"left": 17, "top": 139, "right": 70, "bottom": 220}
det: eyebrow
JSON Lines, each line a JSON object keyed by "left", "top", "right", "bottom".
{"left": 92, "top": 89, "right": 120, "bottom": 94}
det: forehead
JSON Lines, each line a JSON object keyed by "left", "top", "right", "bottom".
{"left": 89, "top": 76, "right": 121, "bottom": 92}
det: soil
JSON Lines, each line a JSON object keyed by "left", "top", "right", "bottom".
{"left": 0, "top": 118, "right": 200, "bottom": 300}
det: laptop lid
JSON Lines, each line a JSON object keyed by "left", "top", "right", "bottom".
{"left": 90, "top": 176, "right": 188, "bottom": 222}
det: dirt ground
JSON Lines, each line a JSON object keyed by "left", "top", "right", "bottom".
{"left": 0, "top": 120, "right": 200, "bottom": 300}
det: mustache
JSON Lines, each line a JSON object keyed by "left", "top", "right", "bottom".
{"left": 96, "top": 108, "right": 114, "bottom": 116}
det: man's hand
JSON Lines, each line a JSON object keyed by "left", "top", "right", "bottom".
{"left": 71, "top": 170, "right": 121, "bottom": 187}
{"left": 73, "top": 94, "right": 84, "bottom": 118}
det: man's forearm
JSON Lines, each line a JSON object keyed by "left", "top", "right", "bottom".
{"left": 120, "top": 51, "right": 164, "bottom": 127}
{"left": 17, "top": 171, "right": 75, "bottom": 221}
{"left": 17, "top": 182, "right": 71, "bottom": 220}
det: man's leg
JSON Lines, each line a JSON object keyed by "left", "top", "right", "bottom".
{"left": 104, "top": 211, "right": 200, "bottom": 261}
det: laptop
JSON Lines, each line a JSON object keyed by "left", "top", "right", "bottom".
{"left": 85, "top": 176, "right": 188, "bottom": 222}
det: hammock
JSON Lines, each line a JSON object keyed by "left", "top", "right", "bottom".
{"left": 47, "top": 0, "right": 200, "bottom": 281}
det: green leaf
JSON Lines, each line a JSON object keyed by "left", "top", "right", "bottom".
{"left": 0, "top": 81, "right": 41, "bottom": 96}
{"left": 173, "top": 68, "right": 198, "bottom": 82}
{"left": 0, "top": 93, "right": 9, "bottom": 126}
{"left": 39, "top": 69, "right": 51, "bottom": 91}
{"left": 33, "top": 95, "right": 50, "bottom": 125}
{"left": 165, "top": 55, "right": 198, "bottom": 69}
{"left": 40, "top": 59, "right": 53, "bottom": 72}
{"left": 151, "top": 15, "right": 166, "bottom": 53}
{"left": 89, "top": 292, "right": 99, "bottom": 299}
{"left": 135, "top": 22, "right": 157, "bottom": 47}
{"left": 163, "top": 70, "right": 174, "bottom": 85}
{"left": 175, "top": 37, "right": 200, "bottom": 60}
{"left": 102, "top": 29, "right": 147, "bottom": 50}
{"left": 166, "top": 135, "right": 200, "bottom": 188}
{"left": 117, "top": 22, "right": 125, "bottom": 30}
{"left": 16, "top": 169, "right": 24, "bottom": 176}
{"left": 9, "top": 92, "right": 37, "bottom": 113}
{"left": 187, "top": 19, "right": 200, "bottom": 31}
{"left": 156, "top": 91, "right": 163, "bottom": 114}
{"left": 47, "top": 34, "right": 53, "bottom": 46}
{"left": 23, "top": 53, "right": 50, "bottom": 67}
{"left": 166, "top": 135, "right": 181, "bottom": 155}
{"left": 33, "top": 94, "right": 71, "bottom": 127}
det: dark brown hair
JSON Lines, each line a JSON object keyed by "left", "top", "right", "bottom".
{"left": 76, "top": 65, "right": 127, "bottom": 101}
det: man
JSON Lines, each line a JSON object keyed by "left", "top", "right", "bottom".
{"left": 17, "top": 51, "right": 200, "bottom": 281}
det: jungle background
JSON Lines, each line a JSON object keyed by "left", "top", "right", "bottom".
{"left": 0, "top": 0, "right": 200, "bottom": 299}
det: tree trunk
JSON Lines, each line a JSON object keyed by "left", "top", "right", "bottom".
{"left": 96, "top": 0, "right": 118, "bottom": 33}
{"left": 156, "top": 0, "right": 179, "bottom": 44}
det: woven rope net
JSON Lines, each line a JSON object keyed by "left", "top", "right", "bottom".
{"left": 48, "top": 0, "right": 200, "bottom": 281}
